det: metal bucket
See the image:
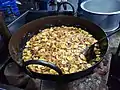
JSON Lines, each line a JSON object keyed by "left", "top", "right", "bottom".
{"left": 80, "top": 0, "right": 120, "bottom": 32}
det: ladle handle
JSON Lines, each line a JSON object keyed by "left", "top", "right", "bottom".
{"left": 23, "top": 60, "right": 63, "bottom": 75}
{"left": 97, "top": 28, "right": 120, "bottom": 44}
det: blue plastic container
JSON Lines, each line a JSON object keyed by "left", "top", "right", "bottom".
{"left": 0, "top": 0, "right": 20, "bottom": 16}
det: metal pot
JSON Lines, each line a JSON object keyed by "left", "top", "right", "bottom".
{"left": 8, "top": 2, "right": 108, "bottom": 82}
{"left": 80, "top": 0, "right": 120, "bottom": 32}
{"left": 9, "top": 15, "right": 108, "bottom": 82}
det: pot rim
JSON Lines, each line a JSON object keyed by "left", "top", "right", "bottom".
{"left": 80, "top": 0, "right": 120, "bottom": 15}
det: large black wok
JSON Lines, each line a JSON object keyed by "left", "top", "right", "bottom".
{"left": 9, "top": 15, "right": 108, "bottom": 82}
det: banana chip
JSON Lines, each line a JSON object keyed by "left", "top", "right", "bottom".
{"left": 22, "top": 26, "right": 100, "bottom": 74}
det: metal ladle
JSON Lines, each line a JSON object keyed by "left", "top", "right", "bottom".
{"left": 85, "top": 29, "right": 120, "bottom": 62}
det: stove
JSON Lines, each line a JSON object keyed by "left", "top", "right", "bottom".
{"left": 0, "top": 10, "right": 120, "bottom": 90}
{"left": 0, "top": 57, "right": 110, "bottom": 90}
